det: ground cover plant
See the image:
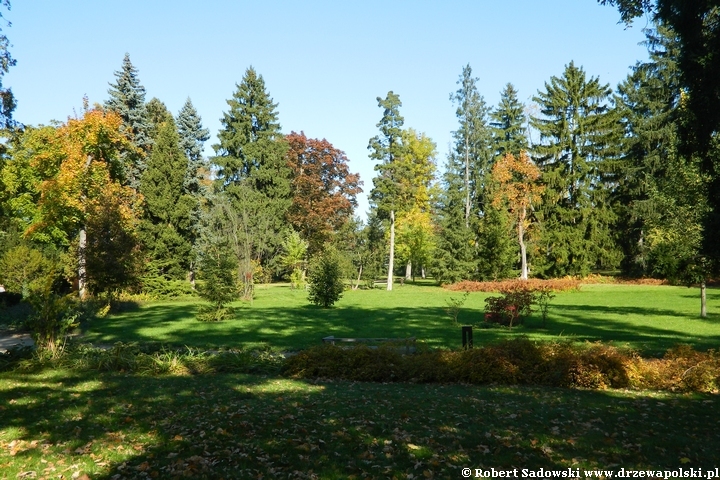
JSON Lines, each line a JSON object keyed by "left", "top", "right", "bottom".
{"left": 0, "top": 369, "right": 718, "bottom": 479}
{"left": 72, "top": 283, "right": 720, "bottom": 355}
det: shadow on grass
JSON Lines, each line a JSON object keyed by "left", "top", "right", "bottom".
{"left": 1, "top": 369, "right": 718, "bottom": 477}
{"left": 75, "top": 297, "right": 720, "bottom": 355}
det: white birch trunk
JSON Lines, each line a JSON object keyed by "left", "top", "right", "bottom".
{"left": 387, "top": 209, "right": 395, "bottom": 291}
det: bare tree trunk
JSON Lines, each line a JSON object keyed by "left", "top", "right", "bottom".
{"left": 701, "top": 281, "right": 707, "bottom": 318}
{"left": 519, "top": 206, "right": 528, "bottom": 280}
{"left": 387, "top": 209, "right": 395, "bottom": 291}
{"left": 405, "top": 261, "right": 412, "bottom": 280}
{"left": 353, "top": 263, "right": 362, "bottom": 291}
{"left": 78, "top": 227, "right": 87, "bottom": 300}
{"left": 78, "top": 154, "right": 92, "bottom": 301}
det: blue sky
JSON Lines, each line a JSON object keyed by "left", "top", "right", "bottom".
{"left": 5, "top": 1, "right": 649, "bottom": 217}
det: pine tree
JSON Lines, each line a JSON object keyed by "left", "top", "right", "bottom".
{"left": 531, "top": 61, "right": 622, "bottom": 277}
{"left": 105, "top": 53, "right": 152, "bottom": 189}
{"left": 490, "top": 83, "right": 528, "bottom": 158}
{"left": 213, "top": 67, "right": 291, "bottom": 273}
{"left": 177, "top": 98, "right": 210, "bottom": 196}
{"left": 139, "top": 118, "right": 195, "bottom": 281}
{"left": 368, "top": 91, "right": 405, "bottom": 290}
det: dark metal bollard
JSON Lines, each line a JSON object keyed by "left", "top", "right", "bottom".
{"left": 462, "top": 325, "right": 473, "bottom": 349}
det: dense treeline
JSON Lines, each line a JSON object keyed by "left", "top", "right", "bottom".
{"left": 0, "top": 9, "right": 716, "bottom": 320}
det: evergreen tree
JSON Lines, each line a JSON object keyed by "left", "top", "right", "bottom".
{"left": 450, "top": 64, "right": 493, "bottom": 225}
{"left": 146, "top": 97, "right": 172, "bottom": 141}
{"left": 105, "top": 53, "right": 152, "bottom": 189}
{"left": 177, "top": 97, "right": 210, "bottom": 196}
{"left": 531, "top": 62, "right": 622, "bottom": 277}
{"left": 614, "top": 24, "right": 707, "bottom": 278}
{"left": 308, "top": 246, "right": 344, "bottom": 308}
{"left": 0, "top": 0, "right": 16, "bottom": 132}
{"left": 368, "top": 91, "right": 405, "bottom": 290}
{"left": 213, "top": 67, "right": 291, "bottom": 272}
{"left": 139, "top": 118, "right": 195, "bottom": 281}
{"left": 490, "top": 83, "right": 528, "bottom": 158}
{"left": 432, "top": 152, "right": 478, "bottom": 284}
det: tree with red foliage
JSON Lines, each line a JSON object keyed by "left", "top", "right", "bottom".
{"left": 286, "top": 132, "right": 362, "bottom": 255}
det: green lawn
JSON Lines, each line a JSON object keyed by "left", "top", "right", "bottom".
{"left": 1, "top": 369, "right": 718, "bottom": 478}
{"left": 79, "top": 283, "right": 720, "bottom": 354}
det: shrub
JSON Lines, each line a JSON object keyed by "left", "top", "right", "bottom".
{"left": 141, "top": 275, "right": 195, "bottom": 299}
{"left": 308, "top": 246, "right": 344, "bottom": 308}
{"left": 25, "top": 279, "right": 79, "bottom": 357}
{"left": 196, "top": 240, "right": 237, "bottom": 322}
{"left": 0, "top": 244, "right": 57, "bottom": 298}
{"left": 446, "top": 278, "right": 581, "bottom": 293}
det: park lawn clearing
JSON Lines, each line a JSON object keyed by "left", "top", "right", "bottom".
{"left": 78, "top": 283, "right": 720, "bottom": 354}
{"left": 0, "top": 369, "right": 718, "bottom": 478}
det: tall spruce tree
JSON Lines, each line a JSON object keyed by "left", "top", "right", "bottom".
{"left": 105, "top": 53, "right": 152, "bottom": 189}
{"left": 177, "top": 98, "right": 210, "bottom": 286}
{"left": 490, "top": 83, "right": 528, "bottom": 158}
{"left": 531, "top": 61, "right": 622, "bottom": 277}
{"left": 177, "top": 98, "right": 210, "bottom": 196}
{"left": 213, "top": 67, "right": 291, "bottom": 273}
{"left": 432, "top": 152, "right": 478, "bottom": 284}
{"left": 139, "top": 118, "right": 195, "bottom": 282}
{"left": 368, "top": 91, "right": 405, "bottom": 291}
{"left": 450, "top": 65, "right": 493, "bottom": 225}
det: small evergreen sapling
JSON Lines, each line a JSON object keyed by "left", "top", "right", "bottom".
{"left": 197, "top": 241, "right": 237, "bottom": 321}
{"left": 308, "top": 247, "right": 344, "bottom": 308}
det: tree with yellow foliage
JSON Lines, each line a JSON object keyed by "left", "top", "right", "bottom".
{"left": 491, "top": 151, "right": 543, "bottom": 280}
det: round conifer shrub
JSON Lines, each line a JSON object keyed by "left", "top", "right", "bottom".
{"left": 308, "top": 247, "right": 344, "bottom": 308}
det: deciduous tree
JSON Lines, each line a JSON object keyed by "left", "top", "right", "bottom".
{"left": 492, "top": 152, "right": 544, "bottom": 280}
{"left": 285, "top": 132, "right": 361, "bottom": 256}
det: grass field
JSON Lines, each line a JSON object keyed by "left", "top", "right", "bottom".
{"left": 3, "top": 282, "right": 720, "bottom": 478}
{"left": 1, "top": 369, "right": 718, "bottom": 478}
{"left": 78, "top": 283, "right": 720, "bottom": 355}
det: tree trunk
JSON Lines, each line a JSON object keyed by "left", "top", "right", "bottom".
{"left": 78, "top": 226, "right": 87, "bottom": 300}
{"left": 519, "top": 206, "right": 528, "bottom": 280}
{"left": 405, "top": 261, "right": 412, "bottom": 280}
{"left": 387, "top": 209, "right": 395, "bottom": 291}
{"left": 701, "top": 281, "right": 707, "bottom": 318}
{"left": 353, "top": 263, "right": 362, "bottom": 291}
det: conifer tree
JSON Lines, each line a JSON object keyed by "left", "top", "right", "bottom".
{"left": 213, "top": 67, "right": 291, "bottom": 273}
{"left": 531, "top": 61, "right": 622, "bottom": 277}
{"left": 490, "top": 83, "right": 528, "bottom": 158}
{"left": 368, "top": 91, "right": 405, "bottom": 290}
{"left": 433, "top": 152, "right": 478, "bottom": 284}
{"left": 105, "top": 53, "right": 152, "bottom": 189}
{"left": 145, "top": 97, "right": 172, "bottom": 141}
{"left": 0, "top": 0, "right": 16, "bottom": 132}
{"left": 614, "top": 25, "right": 707, "bottom": 278}
{"left": 139, "top": 118, "right": 195, "bottom": 281}
{"left": 450, "top": 65, "right": 493, "bottom": 225}
{"left": 177, "top": 98, "right": 210, "bottom": 196}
